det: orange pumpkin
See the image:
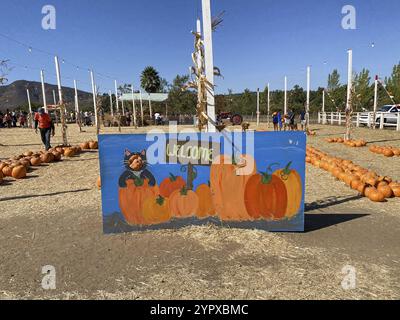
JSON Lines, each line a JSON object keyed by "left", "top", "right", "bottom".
{"left": 0, "top": 170, "right": 3, "bottom": 184}
{"left": 195, "top": 183, "right": 215, "bottom": 218}
{"left": 12, "top": 165, "right": 27, "bottom": 179}
{"left": 30, "top": 157, "right": 42, "bottom": 166}
{"left": 142, "top": 195, "right": 171, "bottom": 225}
{"left": 89, "top": 141, "right": 98, "bottom": 149}
{"left": 80, "top": 142, "right": 90, "bottom": 150}
{"left": 2, "top": 165, "right": 14, "bottom": 177}
{"left": 169, "top": 187, "right": 199, "bottom": 218}
{"left": 273, "top": 162, "right": 302, "bottom": 218}
{"left": 159, "top": 173, "right": 186, "bottom": 198}
{"left": 210, "top": 154, "right": 256, "bottom": 221}
{"left": 52, "top": 151, "right": 62, "bottom": 161}
{"left": 244, "top": 168, "right": 288, "bottom": 220}
{"left": 118, "top": 177, "right": 159, "bottom": 225}
{"left": 63, "top": 148, "right": 75, "bottom": 157}
{"left": 96, "top": 176, "right": 101, "bottom": 190}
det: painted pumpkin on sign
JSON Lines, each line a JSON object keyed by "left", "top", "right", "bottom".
{"left": 244, "top": 166, "right": 288, "bottom": 220}
{"left": 273, "top": 161, "right": 303, "bottom": 218}
{"left": 118, "top": 177, "right": 159, "bottom": 225}
{"left": 210, "top": 154, "right": 256, "bottom": 221}
{"left": 195, "top": 183, "right": 215, "bottom": 218}
{"left": 169, "top": 187, "right": 199, "bottom": 218}
{"left": 159, "top": 173, "right": 186, "bottom": 198}
{"left": 142, "top": 195, "right": 171, "bottom": 225}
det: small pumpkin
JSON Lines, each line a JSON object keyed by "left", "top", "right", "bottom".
{"left": 142, "top": 195, "right": 171, "bottom": 225}
{"left": 40, "top": 152, "right": 53, "bottom": 163}
{"left": 89, "top": 141, "right": 98, "bottom": 149}
{"left": 23, "top": 151, "right": 33, "bottom": 157}
{"left": 0, "top": 170, "right": 3, "bottom": 184}
{"left": 377, "top": 185, "right": 393, "bottom": 198}
{"left": 12, "top": 165, "right": 27, "bottom": 179}
{"left": 2, "top": 165, "right": 14, "bottom": 177}
{"left": 368, "top": 189, "right": 385, "bottom": 202}
{"left": 159, "top": 173, "right": 186, "bottom": 198}
{"left": 391, "top": 186, "right": 400, "bottom": 197}
{"left": 52, "top": 151, "right": 62, "bottom": 161}
{"left": 169, "top": 187, "right": 199, "bottom": 218}
{"left": 63, "top": 148, "right": 75, "bottom": 157}
{"left": 80, "top": 142, "right": 90, "bottom": 150}
{"left": 30, "top": 157, "right": 42, "bottom": 166}
{"left": 383, "top": 149, "right": 394, "bottom": 157}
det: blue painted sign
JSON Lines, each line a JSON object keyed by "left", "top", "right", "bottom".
{"left": 98, "top": 131, "right": 306, "bottom": 233}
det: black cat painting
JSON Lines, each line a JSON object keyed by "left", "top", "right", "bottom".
{"left": 118, "top": 149, "right": 156, "bottom": 187}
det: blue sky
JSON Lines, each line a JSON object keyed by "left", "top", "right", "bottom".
{"left": 1, "top": 0, "right": 400, "bottom": 94}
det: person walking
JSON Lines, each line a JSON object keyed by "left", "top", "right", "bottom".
{"left": 272, "top": 112, "right": 279, "bottom": 131}
{"left": 299, "top": 109, "right": 306, "bottom": 131}
{"left": 34, "top": 108, "right": 55, "bottom": 151}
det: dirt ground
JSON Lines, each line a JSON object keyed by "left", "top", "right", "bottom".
{"left": 0, "top": 123, "right": 399, "bottom": 300}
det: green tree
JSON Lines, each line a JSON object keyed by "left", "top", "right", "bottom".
{"left": 167, "top": 75, "right": 196, "bottom": 114}
{"left": 140, "top": 66, "right": 162, "bottom": 93}
{"left": 385, "top": 62, "right": 400, "bottom": 104}
{"left": 353, "top": 68, "right": 373, "bottom": 111}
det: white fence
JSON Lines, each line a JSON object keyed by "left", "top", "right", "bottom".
{"left": 318, "top": 112, "right": 400, "bottom": 131}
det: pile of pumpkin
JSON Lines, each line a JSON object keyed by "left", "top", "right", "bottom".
{"left": 306, "top": 146, "right": 400, "bottom": 202}
{"left": 369, "top": 145, "right": 400, "bottom": 158}
{"left": 113, "top": 155, "right": 303, "bottom": 226}
{"left": 0, "top": 140, "right": 98, "bottom": 184}
{"left": 325, "top": 137, "right": 367, "bottom": 147}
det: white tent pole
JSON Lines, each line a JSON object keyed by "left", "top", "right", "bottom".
{"left": 139, "top": 90, "right": 144, "bottom": 126}
{"left": 90, "top": 70, "right": 98, "bottom": 127}
{"left": 256, "top": 88, "right": 260, "bottom": 126}
{"left": 202, "top": 0, "right": 216, "bottom": 132}
{"left": 373, "top": 75, "right": 378, "bottom": 129}
{"left": 148, "top": 95, "right": 152, "bottom": 119}
{"left": 114, "top": 80, "right": 119, "bottom": 113}
{"left": 284, "top": 76, "right": 287, "bottom": 115}
{"left": 52, "top": 90, "right": 57, "bottom": 106}
{"left": 131, "top": 85, "right": 137, "bottom": 127}
{"left": 40, "top": 70, "right": 47, "bottom": 112}
{"left": 74, "top": 80, "right": 79, "bottom": 114}
{"left": 109, "top": 90, "right": 114, "bottom": 117}
{"left": 26, "top": 89, "right": 32, "bottom": 113}
{"left": 306, "top": 66, "right": 311, "bottom": 128}
{"left": 196, "top": 18, "right": 202, "bottom": 69}
{"left": 346, "top": 49, "right": 353, "bottom": 110}
{"left": 54, "top": 56, "right": 63, "bottom": 104}
{"left": 267, "top": 83, "right": 270, "bottom": 128}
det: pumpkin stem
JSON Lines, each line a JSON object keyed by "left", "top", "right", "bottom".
{"left": 169, "top": 173, "right": 177, "bottom": 181}
{"left": 266, "top": 162, "right": 280, "bottom": 174}
{"left": 156, "top": 195, "right": 165, "bottom": 206}
{"left": 282, "top": 161, "right": 293, "bottom": 176}
{"left": 261, "top": 172, "right": 272, "bottom": 184}
{"left": 180, "top": 186, "right": 188, "bottom": 196}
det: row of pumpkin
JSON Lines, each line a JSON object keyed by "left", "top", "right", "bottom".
{"left": 325, "top": 137, "right": 367, "bottom": 148}
{"left": 115, "top": 155, "right": 303, "bottom": 226}
{"left": 306, "top": 146, "right": 400, "bottom": 202}
{"left": 0, "top": 140, "right": 98, "bottom": 184}
{"left": 369, "top": 145, "right": 400, "bottom": 158}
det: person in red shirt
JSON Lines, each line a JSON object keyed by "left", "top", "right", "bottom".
{"left": 34, "top": 108, "right": 55, "bottom": 151}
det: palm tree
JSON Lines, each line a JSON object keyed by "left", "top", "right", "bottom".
{"left": 140, "top": 66, "right": 162, "bottom": 93}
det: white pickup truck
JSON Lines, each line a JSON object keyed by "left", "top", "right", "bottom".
{"left": 358, "top": 105, "right": 400, "bottom": 126}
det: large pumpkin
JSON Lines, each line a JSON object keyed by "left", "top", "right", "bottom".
{"left": 142, "top": 195, "right": 171, "bottom": 225}
{"left": 118, "top": 177, "right": 159, "bottom": 225}
{"left": 210, "top": 154, "right": 256, "bottom": 221}
{"left": 159, "top": 173, "right": 186, "bottom": 198}
{"left": 195, "top": 184, "right": 215, "bottom": 218}
{"left": 169, "top": 187, "right": 199, "bottom": 218}
{"left": 12, "top": 165, "right": 27, "bottom": 179}
{"left": 273, "top": 161, "right": 303, "bottom": 218}
{"left": 244, "top": 168, "right": 288, "bottom": 220}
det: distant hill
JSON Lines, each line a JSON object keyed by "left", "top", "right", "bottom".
{"left": 0, "top": 80, "right": 92, "bottom": 112}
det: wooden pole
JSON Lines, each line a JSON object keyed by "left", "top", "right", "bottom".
{"left": 40, "top": 70, "right": 47, "bottom": 112}
{"left": 202, "top": 0, "right": 216, "bottom": 132}
{"left": 74, "top": 80, "right": 82, "bottom": 132}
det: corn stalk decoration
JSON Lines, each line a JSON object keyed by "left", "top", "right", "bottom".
{"left": 183, "top": 13, "right": 224, "bottom": 131}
